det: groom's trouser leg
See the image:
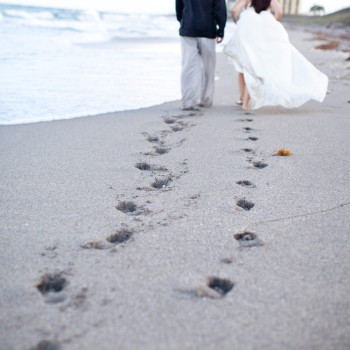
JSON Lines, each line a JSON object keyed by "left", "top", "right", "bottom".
{"left": 180, "top": 37, "right": 201, "bottom": 109}
{"left": 198, "top": 38, "right": 216, "bottom": 107}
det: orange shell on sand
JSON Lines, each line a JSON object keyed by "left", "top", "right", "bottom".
{"left": 276, "top": 148, "right": 292, "bottom": 156}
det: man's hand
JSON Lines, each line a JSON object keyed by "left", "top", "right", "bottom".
{"left": 216, "top": 37, "right": 223, "bottom": 44}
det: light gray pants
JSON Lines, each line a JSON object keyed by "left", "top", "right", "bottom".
{"left": 180, "top": 37, "right": 216, "bottom": 109}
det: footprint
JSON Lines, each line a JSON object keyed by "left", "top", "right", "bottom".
{"left": 151, "top": 177, "right": 172, "bottom": 189}
{"left": 234, "top": 232, "right": 264, "bottom": 248}
{"left": 243, "top": 127, "right": 253, "bottom": 132}
{"left": 242, "top": 148, "right": 255, "bottom": 153}
{"left": 30, "top": 340, "right": 61, "bottom": 350}
{"left": 115, "top": 201, "right": 143, "bottom": 215}
{"left": 37, "top": 273, "right": 67, "bottom": 295}
{"left": 220, "top": 257, "right": 234, "bottom": 264}
{"left": 154, "top": 147, "right": 169, "bottom": 155}
{"left": 236, "top": 199, "right": 255, "bottom": 211}
{"left": 153, "top": 165, "right": 168, "bottom": 172}
{"left": 177, "top": 277, "right": 234, "bottom": 299}
{"left": 236, "top": 180, "right": 255, "bottom": 188}
{"left": 253, "top": 161, "right": 268, "bottom": 169}
{"left": 135, "top": 162, "right": 152, "bottom": 171}
{"left": 163, "top": 117, "right": 176, "bottom": 124}
{"left": 146, "top": 136, "right": 159, "bottom": 143}
{"left": 106, "top": 229, "right": 133, "bottom": 245}
{"left": 81, "top": 241, "right": 110, "bottom": 250}
{"left": 207, "top": 277, "right": 234, "bottom": 297}
{"left": 36, "top": 273, "right": 67, "bottom": 304}
{"left": 171, "top": 125, "right": 184, "bottom": 132}
{"left": 248, "top": 136, "right": 259, "bottom": 141}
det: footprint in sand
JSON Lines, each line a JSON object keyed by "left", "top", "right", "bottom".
{"left": 243, "top": 127, "right": 254, "bottom": 133}
{"left": 234, "top": 232, "right": 264, "bottom": 248}
{"left": 30, "top": 340, "right": 61, "bottom": 350}
{"left": 81, "top": 241, "right": 110, "bottom": 250}
{"left": 239, "top": 118, "right": 254, "bottom": 122}
{"left": 236, "top": 199, "right": 255, "bottom": 211}
{"left": 252, "top": 161, "right": 268, "bottom": 169}
{"left": 196, "top": 277, "right": 234, "bottom": 299}
{"left": 163, "top": 117, "right": 177, "bottom": 125}
{"left": 207, "top": 277, "right": 234, "bottom": 296}
{"left": 82, "top": 228, "right": 134, "bottom": 250}
{"left": 220, "top": 257, "right": 235, "bottom": 264}
{"left": 144, "top": 145, "right": 170, "bottom": 156}
{"left": 151, "top": 177, "right": 172, "bottom": 189}
{"left": 146, "top": 135, "right": 159, "bottom": 143}
{"left": 154, "top": 147, "right": 169, "bottom": 155}
{"left": 135, "top": 162, "right": 168, "bottom": 173}
{"left": 178, "top": 277, "right": 234, "bottom": 299}
{"left": 106, "top": 228, "right": 134, "bottom": 245}
{"left": 171, "top": 125, "right": 184, "bottom": 132}
{"left": 135, "top": 162, "right": 152, "bottom": 171}
{"left": 242, "top": 148, "right": 255, "bottom": 153}
{"left": 115, "top": 201, "right": 146, "bottom": 216}
{"left": 236, "top": 180, "right": 256, "bottom": 188}
{"left": 36, "top": 273, "right": 67, "bottom": 304}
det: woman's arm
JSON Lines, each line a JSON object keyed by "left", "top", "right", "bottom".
{"left": 231, "top": 0, "right": 250, "bottom": 23}
{"left": 270, "top": 0, "right": 283, "bottom": 20}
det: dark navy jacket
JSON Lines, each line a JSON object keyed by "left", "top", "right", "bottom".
{"left": 176, "top": 0, "right": 227, "bottom": 39}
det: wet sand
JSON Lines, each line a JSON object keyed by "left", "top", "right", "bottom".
{"left": 0, "top": 27, "right": 349, "bottom": 350}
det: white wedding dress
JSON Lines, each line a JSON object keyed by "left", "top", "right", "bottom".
{"left": 223, "top": 7, "right": 328, "bottom": 109}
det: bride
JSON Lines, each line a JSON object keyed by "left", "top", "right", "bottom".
{"left": 223, "top": 0, "right": 328, "bottom": 110}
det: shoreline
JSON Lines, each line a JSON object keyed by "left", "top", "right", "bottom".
{"left": 0, "top": 100, "right": 179, "bottom": 127}
{"left": 1, "top": 18, "right": 349, "bottom": 128}
{"left": 1, "top": 26, "right": 350, "bottom": 350}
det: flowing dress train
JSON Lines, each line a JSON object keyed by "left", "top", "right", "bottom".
{"left": 223, "top": 7, "right": 328, "bottom": 109}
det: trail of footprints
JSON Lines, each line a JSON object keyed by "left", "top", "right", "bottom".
{"left": 180, "top": 114, "right": 269, "bottom": 300}
{"left": 32, "top": 112, "right": 201, "bottom": 348}
{"left": 234, "top": 113, "right": 267, "bottom": 251}
{"left": 33, "top": 112, "right": 201, "bottom": 339}
{"left": 32, "top": 109, "right": 271, "bottom": 347}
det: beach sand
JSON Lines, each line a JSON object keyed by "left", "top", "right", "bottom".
{"left": 0, "top": 26, "right": 349, "bottom": 350}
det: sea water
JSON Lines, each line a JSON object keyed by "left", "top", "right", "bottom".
{"left": 0, "top": 4, "right": 181, "bottom": 125}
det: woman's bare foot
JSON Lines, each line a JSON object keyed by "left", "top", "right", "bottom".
{"left": 242, "top": 86, "right": 250, "bottom": 110}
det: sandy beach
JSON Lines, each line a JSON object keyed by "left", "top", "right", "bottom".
{"left": 0, "top": 25, "right": 350, "bottom": 350}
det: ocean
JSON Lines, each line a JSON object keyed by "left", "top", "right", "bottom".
{"left": 0, "top": 3, "right": 181, "bottom": 125}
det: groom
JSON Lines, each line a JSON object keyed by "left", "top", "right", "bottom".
{"left": 176, "top": 0, "right": 227, "bottom": 110}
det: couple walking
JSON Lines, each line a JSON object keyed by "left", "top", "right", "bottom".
{"left": 176, "top": 0, "right": 328, "bottom": 111}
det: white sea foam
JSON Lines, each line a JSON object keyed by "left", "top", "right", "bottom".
{"left": 4, "top": 9, "right": 54, "bottom": 20}
{"left": 78, "top": 9, "right": 101, "bottom": 22}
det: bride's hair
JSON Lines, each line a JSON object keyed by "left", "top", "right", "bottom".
{"left": 251, "top": 0, "right": 271, "bottom": 13}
